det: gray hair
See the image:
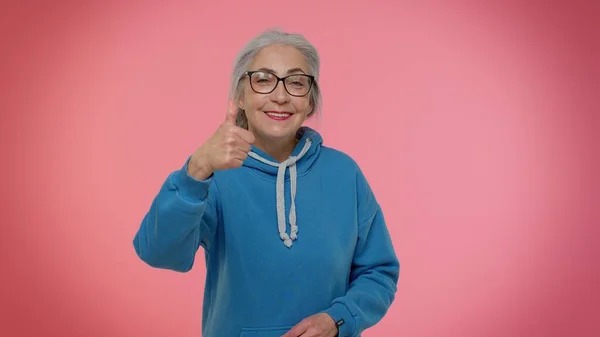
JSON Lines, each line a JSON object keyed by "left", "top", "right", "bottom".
{"left": 229, "top": 28, "right": 322, "bottom": 129}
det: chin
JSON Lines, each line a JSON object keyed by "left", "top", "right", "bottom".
{"left": 252, "top": 114, "right": 304, "bottom": 139}
{"left": 261, "top": 126, "right": 299, "bottom": 140}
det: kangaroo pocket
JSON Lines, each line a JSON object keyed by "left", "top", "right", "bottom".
{"left": 239, "top": 325, "right": 294, "bottom": 337}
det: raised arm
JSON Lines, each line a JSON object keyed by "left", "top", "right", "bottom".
{"left": 132, "top": 158, "right": 220, "bottom": 272}
{"left": 133, "top": 101, "right": 255, "bottom": 272}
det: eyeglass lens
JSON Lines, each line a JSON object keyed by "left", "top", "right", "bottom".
{"left": 249, "top": 71, "right": 312, "bottom": 96}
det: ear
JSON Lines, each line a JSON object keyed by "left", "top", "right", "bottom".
{"left": 308, "top": 93, "right": 316, "bottom": 114}
{"left": 236, "top": 95, "right": 245, "bottom": 110}
{"left": 307, "top": 101, "right": 314, "bottom": 115}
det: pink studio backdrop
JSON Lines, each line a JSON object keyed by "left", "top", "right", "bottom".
{"left": 1, "top": 1, "right": 598, "bottom": 336}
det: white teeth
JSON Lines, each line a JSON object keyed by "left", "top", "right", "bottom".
{"left": 266, "top": 112, "right": 290, "bottom": 118}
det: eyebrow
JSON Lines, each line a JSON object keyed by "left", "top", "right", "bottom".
{"left": 257, "top": 67, "right": 307, "bottom": 75}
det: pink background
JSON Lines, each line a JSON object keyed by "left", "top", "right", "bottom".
{"left": 1, "top": 1, "right": 598, "bottom": 336}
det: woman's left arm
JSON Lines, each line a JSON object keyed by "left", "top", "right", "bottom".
{"left": 323, "top": 169, "right": 400, "bottom": 337}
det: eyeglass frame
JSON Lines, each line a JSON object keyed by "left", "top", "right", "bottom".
{"left": 244, "top": 70, "right": 316, "bottom": 97}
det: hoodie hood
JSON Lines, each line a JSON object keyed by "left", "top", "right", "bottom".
{"left": 244, "top": 126, "right": 323, "bottom": 248}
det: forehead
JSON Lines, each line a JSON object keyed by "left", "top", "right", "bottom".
{"left": 249, "top": 44, "right": 309, "bottom": 75}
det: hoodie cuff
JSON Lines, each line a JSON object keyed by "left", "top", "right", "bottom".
{"left": 323, "top": 302, "right": 355, "bottom": 337}
{"left": 171, "top": 157, "right": 213, "bottom": 202}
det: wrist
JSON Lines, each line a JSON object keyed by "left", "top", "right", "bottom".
{"left": 188, "top": 152, "right": 213, "bottom": 181}
{"left": 323, "top": 303, "right": 353, "bottom": 337}
{"left": 174, "top": 159, "right": 213, "bottom": 202}
{"left": 324, "top": 313, "right": 340, "bottom": 337}
{"left": 189, "top": 164, "right": 212, "bottom": 181}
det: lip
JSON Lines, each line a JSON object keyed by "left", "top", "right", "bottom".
{"left": 264, "top": 111, "right": 293, "bottom": 115}
{"left": 264, "top": 111, "right": 293, "bottom": 121}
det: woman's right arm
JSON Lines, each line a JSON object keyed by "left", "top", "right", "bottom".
{"left": 134, "top": 101, "right": 254, "bottom": 272}
{"left": 132, "top": 157, "right": 220, "bottom": 273}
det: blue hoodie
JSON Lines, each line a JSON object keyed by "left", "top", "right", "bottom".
{"left": 133, "top": 126, "right": 400, "bottom": 337}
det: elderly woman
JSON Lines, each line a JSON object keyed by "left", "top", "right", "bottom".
{"left": 133, "top": 28, "right": 400, "bottom": 337}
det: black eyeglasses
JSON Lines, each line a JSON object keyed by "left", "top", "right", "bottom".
{"left": 245, "top": 71, "right": 315, "bottom": 97}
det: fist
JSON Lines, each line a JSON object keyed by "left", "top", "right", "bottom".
{"left": 187, "top": 101, "right": 255, "bottom": 180}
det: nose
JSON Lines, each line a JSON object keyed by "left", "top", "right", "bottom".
{"left": 270, "top": 80, "right": 290, "bottom": 104}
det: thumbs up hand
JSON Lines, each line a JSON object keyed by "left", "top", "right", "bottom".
{"left": 187, "top": 102, "right": 256, "bottom": 180}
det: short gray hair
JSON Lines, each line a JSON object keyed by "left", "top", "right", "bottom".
{"left": 229, "top": 28, "right": 322, "bottom": 129}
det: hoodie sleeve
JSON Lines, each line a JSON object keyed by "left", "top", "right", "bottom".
{"left": 323, "top": 168, "right": 400, "bottom": 337}
{"left": 132, "top": 157, "right": 220, "bottom": 273}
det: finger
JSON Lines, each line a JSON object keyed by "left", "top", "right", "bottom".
{"left": 232, "top": 149, "right": 249, "bottom": 162}
{"left": 223, "top": 151, "right": 244, "bottom": 169}
{"left": 234, "top": 136, "right": 252, "bottom": 153}
{"left": 224, "top": 132, "right": 251, "bottom": 153}
{"left": 235, "top": 128, "right": 255, "bottom": 144}
{"left": 227, "top": 157, "right": 244, "bottom": 168}
{"left": 225, "top": 100, "right": 238, "bottom": 125}
{"left": 281, "top": 322, "right": 308, "bottom": 337}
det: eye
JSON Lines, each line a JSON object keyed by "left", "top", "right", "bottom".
{"left": 287, "top": 76, "right": 309, "bottom": 88}
{"left": 251, "top": 72, "right": 275, "bottom": 86}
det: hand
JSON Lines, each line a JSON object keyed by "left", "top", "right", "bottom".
{"left": 187, "top": 101, "right": 255, "bottom": 180}
{"left": 281, "top": 313, "right": 338, "bottom": 337}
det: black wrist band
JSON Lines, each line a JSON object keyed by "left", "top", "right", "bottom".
{"left": 334, "top": 318, "right": 344, "bottom": 337}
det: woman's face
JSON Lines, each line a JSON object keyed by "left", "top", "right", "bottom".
{"left": 238, "top": 44, "right": 313, "bottom": 143}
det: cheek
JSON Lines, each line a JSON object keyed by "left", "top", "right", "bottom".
{"left": 244, "top": 92, "right": 268, "bottom": 111}
{"left": 290, "top": 96, "right": 309, "bottom": 110}
{"left": 296, "top": 100, "right": 311, "bottom": 115}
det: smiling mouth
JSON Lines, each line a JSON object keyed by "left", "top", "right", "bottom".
{"left": 264, "top": 111, "right": 293, "bottom": 120}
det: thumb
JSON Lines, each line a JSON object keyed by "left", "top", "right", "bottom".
{"left": 225, "top": 101, "right": 238, "bottom": 125}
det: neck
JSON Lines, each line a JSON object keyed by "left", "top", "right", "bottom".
{"left": 253, "top": 134, "right": 298, "bottom": 163}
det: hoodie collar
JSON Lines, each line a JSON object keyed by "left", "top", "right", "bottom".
{"left": 243, "top": 126, "right": 323, "bottom": 179}
{"left": 244, "top": 126, "right": 323, "bottom": 248}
